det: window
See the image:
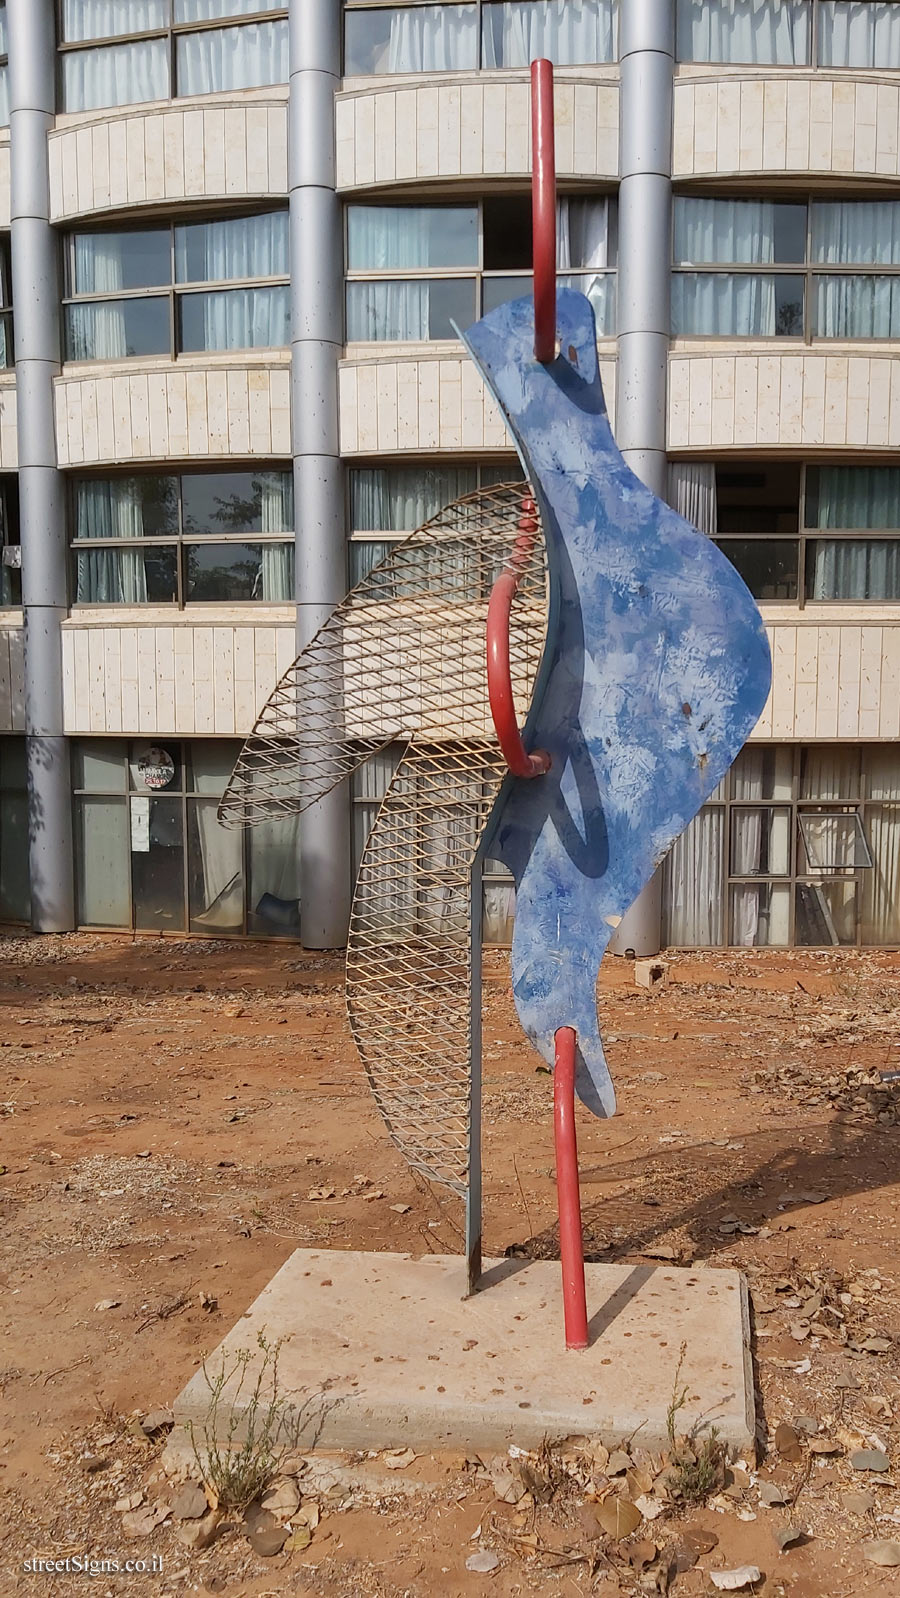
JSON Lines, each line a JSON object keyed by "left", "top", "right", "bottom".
{"left": 348, "top": 459, "right": 525, "bottom": 581}
{"left": 0, "top": 4, "right": 8, "bottom": 126}
{"left": 0, "top": 737, "right": 29, "bottom": 924}
{"left": 59, "top": 0, "right": 288, "bottom": 113}
{"left": 73, "top": 738, "right": 302, "bottom": 938}
{"left": 71, "top": 470, "right": 294, "bottom": 605}
{"left": 63, "top": 212, "right": 289, "bottom": 362}
{"left": 0, "top": 236, "right": 12, "bottom": 370}
{"left": 0, "top": 477, "right": 20, "bottom": 607}
{"left": 351, "top": 745, "right": 516, "bottom": 945}
{"left": 671, "top": 460, "right": 900, "bottom": 605}
{"left": 805, "top": 465, "right": 900, "bottom": 601}
{"left": 343, "top": 0, "right": 616, "bottom": 74}
{"left": 346, "top": 196, "right": 615, "bottom": 343}
{"left": 673, "top": 196, "right": 900, "bottom": 341}
{"left": 663, "top": 744, "right": 900, "bottom": 948}
{"left": 676, "top": 0, "right": 900, "bottom": 68}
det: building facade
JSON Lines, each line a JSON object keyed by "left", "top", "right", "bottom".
{"left": 1, "top": 0, "right": 900, "bottom": 952}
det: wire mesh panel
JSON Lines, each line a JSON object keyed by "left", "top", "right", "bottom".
{"left": 219, "top": 482, "right": 548, "bottom": 1194}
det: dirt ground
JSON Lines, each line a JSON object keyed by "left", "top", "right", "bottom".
{"left": 1, "top": 931, "right": 899, "bottom": 1597}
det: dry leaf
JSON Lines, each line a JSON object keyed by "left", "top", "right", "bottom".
{"left": 596, "top": 1496, "right": 642, "bottom": 1539}
{"left": 863, "top": 1541, "right": 900, "bottom": 1568}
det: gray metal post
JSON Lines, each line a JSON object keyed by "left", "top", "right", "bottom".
{"left": 9, "top": 0, "right": 74, "bottom": 932}
{"left": 289, "top": 0, "right": 351, "bottom": 948}
{"left": 611, "top": 0, "right": 674, "bottom": 958}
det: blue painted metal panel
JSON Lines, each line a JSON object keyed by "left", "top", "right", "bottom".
{"left": 462, "top": 290, "right": 772, "bottom": 1120}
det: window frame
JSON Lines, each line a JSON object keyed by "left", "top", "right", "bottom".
{"left": 671, "top": 191, "right": 900, "bottom": 346}
{"left": 690, "top": 458, "right": 900, "bottom": 610}
{"left": 68, "top": 466, "right": 296, "bottom": 609}
{"left": 663, "top": 744, "right": 894, "bottom": 950}
{"left": 344, "top": 195, "right": 617, "bottom": 344}
{"left": 342, "top": 0, "right": 619, "bottom": 76}
{"left": 61, "top": 207, "right": 290, "bottom": 365}
{"left": 56, "top": 0, "right": 289, "bottom": 111}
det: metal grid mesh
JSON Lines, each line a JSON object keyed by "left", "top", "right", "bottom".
{"left": 219, "top": 483, "right": 548, "bottom": 1193}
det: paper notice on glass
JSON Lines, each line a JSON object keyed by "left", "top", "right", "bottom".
{"left": 130, "top": 796, "right": 150, "bottom": 853}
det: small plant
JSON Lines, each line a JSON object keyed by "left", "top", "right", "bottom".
{"left": 664, "top": 1342, "right": 727, "bottom": 1504}
{"left": 186, "top": 1331, "right": 287, "bottom": 1511}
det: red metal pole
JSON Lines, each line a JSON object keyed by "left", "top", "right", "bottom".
{"left": 486, "top": 498, "right": 551, "bottom": 779}
{"left": 554, "top": 1026, "right": 589, "bottom": 1350}
{"left": 531, "top": 58, "right": 556, "bottom": 364}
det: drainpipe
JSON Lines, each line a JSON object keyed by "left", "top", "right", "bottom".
{"left": 9, "top": 0, "right": 74, "bottom": 932}
{"left": 289, "top": 0, "right": 351, "bottom": 948}
{"left": 610, "top": 0, "right": 675, "bottom": 959}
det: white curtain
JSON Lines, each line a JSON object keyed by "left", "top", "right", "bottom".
{"left": 819, "top": 1, "right": 900, "bottom": 67}
{"left": 676, "top": 0, "right": 811, "bottom": 63}
{"left": 814, "top": 275, "right": 900, "bottom": 339}
{"left": 673, "top": 273, "right": 779, "bottom": 336}
{"left": 176, "top": 0, "right": 273, "bottom": 19}
{"left": 350, "top": 466, "right": 478, "bottom": 531}
{"left": 557, "top": 195, "right": 613, "bottom": 332}
{"left": 813, "top": 201, "right": 900, "bottom": 266}
{"left": 62, "top": 39, "right": 168, "bottom": 111}
{"left": 667, "top": 462, "right": 718, "bottom": 536}
{"left": 345, "top": 279, "right": 431, "bottom": 341}
{"left": 673, "top": 199, "right": 781, "bottom": 334}
{"left": 177, "top": 19, "right": 288, "bottom": 94}
{"left": 481, "top": 0, "right": 616, "bottom": 67}
{"left": 663, "top": 808, "right": 724, "bottom": 944}
{"left": 69, "top": 235, "right": 129, "bottom": 358}
{"left": 176, "top": 212, "right": 288, "bottom": 282}
{"left": 249, "top": 813, "right": 302, "bottom": 932}
{"left": 62, "top": 0, "right": 166, "bottom": 40}
{"left": 388, "top": 5, "right": 478, "bottom": 70}
{"left": 675, "top": 198, "right": 778, "bottom": 265}
{"left": 260, "top": 471, "right": 293, "bottom": 602}
{"left": 184, "top": 285, "right": 290, "bottom": 350}
{"left": 347, "top": 205, "right": 462, "bottom": 271}
{"left": 190, "top": 801, "right": 243, "bottom": 930}
{"left": 74, "top": 479, "right": 149, "bottom": 604}
{"left": 0, "top": 66, "right": 9, "bottom": 128}
{"left": 861, "top": 749, "right": 900, "bottom": 944}
{"left": 809, "top": 466, "right": 900, "bottom": 599}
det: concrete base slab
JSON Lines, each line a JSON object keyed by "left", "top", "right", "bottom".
{"left": 173, "top": 1251, "right": 754, "bottom": 1454}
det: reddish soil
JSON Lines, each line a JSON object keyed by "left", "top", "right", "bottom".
{"left": 1, "top": 932, "right": 899, "bottom": 1596}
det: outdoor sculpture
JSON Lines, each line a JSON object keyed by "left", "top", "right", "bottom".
{"left": 220, "top": 62, "right": 771, "bottom": 1347}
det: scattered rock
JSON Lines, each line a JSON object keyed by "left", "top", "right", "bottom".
{"left": 466, "top": 1550, "right": 501, "bottom": 1573}
{"left": 246, "top": 1523, "right": 289, "bottom": 1557}
{"left": 861, "top": 1336, "right": 892, "bottom": 1354}
{"left": 774, "top": 1422, "right": 803, "bottom": 1463}
{"left": 863, "top": 1541, "right": 900, "bottom": 1568}
{"left": 93, "top": 1299, "right": 121, "bottom": 1312}
{"left": 758, "top": 1483, "right": 788, "bottom": 1507}
{"left": 260, "top": 1478, "right": 301, "bottom": 1518}
{"left": 389, "top": 1203, "right": 411, "bottom": 1214}
{"left": 843, "top": 1491, "right": 875, "bottom": 1515}
{"left": 175, "top": 1508, "right": 221, "bottom": 1550}
{"left": 140, "top": 1407, "right": 173, "bottom": 1436}
{"left": 850, "top": 1449, "right": 890, "bottom": 1473}
{"left": 122, "top": 1506, "right": 167, "bottom": 1537}
{"left": 115, "top": 1491, "right": 145, "bottom": 1513}
{"left": 595, "top": 1496, "right": 642, "bottom": 1539}
{"left": 171, "top": 1483, "right": 209, "bottom": 1521}
{"left": 710, "top": 1567, "right": 763, "bottom": 1591}
{"left": 382, "top": 1447, "right": 416, "bottom": 1470}
{"left": 634, "top": 1493, "right": 666, "bottom": 1521}
{"left": 775, "top": 1525, "right": 805, "bottom": 1551}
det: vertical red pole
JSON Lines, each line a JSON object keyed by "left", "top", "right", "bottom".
{"left": 554, "top": 1026, "right": 588, "bottom": 1350}
{"left": 531, "top": 58, "right": 556, "bottom": 364}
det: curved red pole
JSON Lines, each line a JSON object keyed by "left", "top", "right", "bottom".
{"left": 554, "top": 1026, "right": 589, "bottom": 1350}
{"left": 486, "top": 499, "right": 551, "bottom": 778}
{"left": 531, "top": 58, "right": 556, "bottom": 364}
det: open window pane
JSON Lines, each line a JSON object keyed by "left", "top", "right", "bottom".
{"left": 799, "top": 811, "right": 873, "bottom": 871}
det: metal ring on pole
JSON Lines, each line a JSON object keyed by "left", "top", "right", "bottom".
{"left": 531, "top": 58, "right": 556, "bottom": 365}
{"left": 554, "top": 1025, "right": 589, "bottom": 1350}
{"left": 486, "top": 499, "right": 551, "bottom": 779}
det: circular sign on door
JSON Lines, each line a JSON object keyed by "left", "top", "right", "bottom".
{"left": 136, "top": 746, "right": 175, "bottom": 790}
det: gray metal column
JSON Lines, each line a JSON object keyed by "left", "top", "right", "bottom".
{"left": 611, "top": 0, "right": 675, "bottom": 958}
{"left": 9, "top": 0, "right": 74, "bottom": 932}
{"left": 289, "top": 0, "right": 351, "bottom": 948}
